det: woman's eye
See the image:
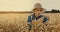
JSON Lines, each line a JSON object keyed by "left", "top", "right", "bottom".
{"left": 37, "top": 10, "right": 41, "bottom": 11}
{"left": 37, "top": 10, "right": 40, "bottom": 11}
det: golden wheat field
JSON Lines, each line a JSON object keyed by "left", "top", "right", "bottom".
{"left": 0, "top": 12, "right": 60, "bottom": 32}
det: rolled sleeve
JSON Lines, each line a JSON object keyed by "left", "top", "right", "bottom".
{"left": 27, "top": 16, "right": 32, "bottom": 22}
{"left": 27, "top": 16, "right": 32, "bottom": 30}
{"left": 43, "top": 17, "right": 48, "bottom": 22}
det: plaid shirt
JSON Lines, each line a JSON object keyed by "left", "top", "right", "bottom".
{"left": 27, "top": 14, "right": 48, "bottom": 30}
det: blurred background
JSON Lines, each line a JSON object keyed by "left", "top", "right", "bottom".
{"left": 0, "top": 0, "right": 60, "bottom": 12}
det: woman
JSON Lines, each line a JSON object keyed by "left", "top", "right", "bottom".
{"left": 27, "top": 3, "right": 49, "bottom": 32}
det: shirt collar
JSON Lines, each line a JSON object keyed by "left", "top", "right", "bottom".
{"left": 32, "top": 14, "right": 43, "bottom": 20}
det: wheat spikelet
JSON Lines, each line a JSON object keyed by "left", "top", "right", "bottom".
{"left": 31, "top": 17, "right": 47, "bottom": 32}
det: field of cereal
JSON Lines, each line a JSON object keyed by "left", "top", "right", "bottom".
{"left": 0, "top": 12, "right": 60, "bottom": 32}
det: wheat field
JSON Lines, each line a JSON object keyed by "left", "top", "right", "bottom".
{"left": 0, "top": 13, "right": 60, "bottom": 32}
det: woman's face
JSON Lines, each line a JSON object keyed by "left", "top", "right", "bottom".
{"left": 34, "top": 8, "right": 42, "bottom": 15}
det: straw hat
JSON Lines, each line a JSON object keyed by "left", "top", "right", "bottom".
{"left": 32, "top": 3, "right": 46, "bottom": 12}
{"left": 34, "top": 3, "right": 42, "bottom": 8}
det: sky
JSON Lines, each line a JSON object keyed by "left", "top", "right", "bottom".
{"left": 0, "top": 0, "right": 60, "bottom": 12}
